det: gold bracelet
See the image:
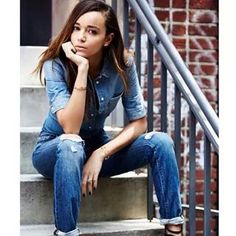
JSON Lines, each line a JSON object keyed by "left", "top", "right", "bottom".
{"left": 74, "top": 86, "right": 87, "bottom": 91}
{"left": 100, "top": 146, "right": 110, "bottom": 160}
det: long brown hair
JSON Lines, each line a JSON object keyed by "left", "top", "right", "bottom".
{"left": 34, "top": 0, "right": 128, "bottom": 93}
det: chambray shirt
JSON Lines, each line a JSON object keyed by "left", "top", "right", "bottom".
{"left": 40, "top": 56, "right": 146, "bottom": 139}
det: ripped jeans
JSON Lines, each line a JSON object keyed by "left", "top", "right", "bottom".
{"left": 32, "top": 129, "right": 184, "bottom": 234}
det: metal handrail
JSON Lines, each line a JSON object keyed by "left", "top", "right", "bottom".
{"left": 135, "top": 0, "right": 219, "bottom": 136}
{"left": 119, "top": 1, "right": 219, "bottom": 234}
{"left": 126, "top": 0, "right": 219, "bottom": 153}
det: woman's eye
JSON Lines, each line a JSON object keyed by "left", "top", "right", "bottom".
{"left": 88, "top": 29, "right": 97, "bottom": 35}
{"left": 73, "top": 26, "right": 80, "bottom": 31}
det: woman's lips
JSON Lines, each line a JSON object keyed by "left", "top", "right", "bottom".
{"left": 75, "top": 46, "right": 87, "bottom": 51}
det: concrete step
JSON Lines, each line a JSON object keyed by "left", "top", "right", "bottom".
{"left": 21, "top": 173, "right": 148, "bottom": 225}
{"left": 20, "top": 126, "right": 122, "bottom": 174}
{"left": 20, "top": 46, "right": 47, "bottom": 86}
{"left": 20, "top": 219, "right": 164, "bottom": 236}
{"left": 20, "top": 86, "right": 48, "bottom": 127}
{"left": 20, "top": 86, "right": 123, "bottom": 127}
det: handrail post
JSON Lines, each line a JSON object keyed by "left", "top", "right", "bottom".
{"left": 123, "top": 0, "right": 129, "bottom": 125}
{"left": 123, "top": 0, "right": 129, "bottom": 48}
{"left": 204, "top": 135, "right": 211, "bottom": 236}
{"left": 147, "top": 38, "right": 154, "bottom": 221}
{"left": 189, "top": 111, "right": 196, "bottom": 236}
{"left": 174, "top": 85, "right": 181, "bottom": 169}
{"left": 111, "top": 0, "right": 117, "bottom": 13}
{"left": 161, "top": 62, "right": 167, "bottom": 133}
{"left": 135, "top": 18, "right": 141, "bottom": 83}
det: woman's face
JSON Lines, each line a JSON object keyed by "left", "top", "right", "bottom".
{"left": 70, "top": 11, "right": 112, "bottom": 60}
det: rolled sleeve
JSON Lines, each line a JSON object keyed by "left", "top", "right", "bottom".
{"left": 122, "top": 62, "right": 146, "bottom": 121}
{"left": 43, "top": 59, "right": 70, "bottom": 114}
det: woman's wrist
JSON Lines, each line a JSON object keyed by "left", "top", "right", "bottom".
{"left": 77, "top": 61, "right": 89, "bottom": 71}
{"left": 94, "top": 146, "right": 110, "bottom": 161}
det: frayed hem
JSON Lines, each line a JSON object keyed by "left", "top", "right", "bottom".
{"left": 160, "top": 215, "right": 184, "bottom": 225}
{"left": 54, "top": 227, "right": 80, "bottom": 236}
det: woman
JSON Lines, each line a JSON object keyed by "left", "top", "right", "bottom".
{"left": 32, "top": 0, "right": 184, "bottom": 235}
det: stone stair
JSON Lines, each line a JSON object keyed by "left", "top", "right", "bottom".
{"left": 21, "top": 219, "right": 164, "bottom": 236}
{"left": 20, "top": 46, "right": 164, "bottom": 235}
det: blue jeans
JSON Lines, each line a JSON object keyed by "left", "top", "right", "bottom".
{"left": 32, "top": 130, "right": 184, "bottom": 234}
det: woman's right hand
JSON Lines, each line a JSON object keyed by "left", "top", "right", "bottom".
{"left": 62, "top": 41, "right": 89, "bottom": 68}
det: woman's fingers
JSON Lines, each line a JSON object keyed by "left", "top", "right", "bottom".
{"left": 81, "top": 172, "right": 99, "bottom": 197}
{"left": 93, "top": 173, "right": 99, "bottom": 190}
{"left": 81, "top": 174, "right": 88, "bottom": 197}
{"left": 87, "top": 177, "right": 93, "bottom": 195}
{"left": 62, "top": 42, "right": 76, "bottom": 58}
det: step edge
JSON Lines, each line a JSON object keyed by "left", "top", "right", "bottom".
{"left": 21, "top": 172, "right": 147, "bottom": 182}
{"left": 21, "top": 218, "right": 164, "bottom": 231}
{"left": 20, "top": 126, "right": 123, "bottom": 133}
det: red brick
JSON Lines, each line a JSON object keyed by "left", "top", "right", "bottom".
{"left": 173, "top": 11, "right": 187, "bottom": 22}
{"left": 189, "top": 37, "right": 218, "bottom": 50}
{"left": 189, "top": 24, "right": 218, "bottom": 36}
{"left": 190, "top": 0, "right": 218, "bottom": 10}
{"left": 200, "top": 77, "right": 217, "bottom": 89}
{"left": 203, "top": 89, "right": 218, "bottom": 102}
{"left": 129, "top": 9, "right": 136, "bottom": 20}
{"left": 153, "top": 115, "right": 161, "bottom": 128}
{"left": 186, "top": 218, "right": 217, "bottom": 231}
{"left": 144, "top": 77, "right": 161, "bottom": 88}
{"left": 186, "top": 181, "right": 217, "bottom": 192}
{"left": 211, "top": 152, "right": 218, "bottom": 167}
{"left": 190, "top": 11, "right": 218, "bottom": 23}
{"left": 172, "top": 38, "right": 186, "bottom": 49}
{"left": 155, "top": 10, "right": 169, "bottom": 21}
{"left": 173, "top": 0, "right": 186, "bottom": 8}
{"left": 189, "top": 51, "right": 218, "bottom": 63}
{"left": 154, "top": 0, "right": 169, "bottom": 7}
{"left": 189, "top": 64, "right": 218, "bottom": 76}
{"left": 172, "top": 24, "right": 186, "bottom": 35}
{"left": 195, "top": 193, "right": 217, "bottom": 205}
{"left": 179, "top": 50, "right": 187, "bottom": 61}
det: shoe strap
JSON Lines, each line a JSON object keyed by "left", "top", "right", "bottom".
{"left": 165, "top": 225, "right": 182, "bottom": 235}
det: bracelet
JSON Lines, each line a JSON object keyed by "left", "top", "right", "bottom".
{"left": 74, "top": 86, "right": 87, "bottom": 91}
{"left": 100, "top": 146, "right": 110, "bottom": 160}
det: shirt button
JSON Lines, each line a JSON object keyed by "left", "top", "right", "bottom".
{"left": 89, "top": 126, "right": 92, "bottom": 129}
{"left": 96, "top": 81, "right": 99, "bottom": 84}
{"left": 91, "top": 113, "right": 94, "bottom": 117}
{"left": 101, "top": 97, "right": 104, "bottom": 101}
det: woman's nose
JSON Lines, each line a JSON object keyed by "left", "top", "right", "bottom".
{"left": 77, "top": 31, "right": 86, "bottom": 42}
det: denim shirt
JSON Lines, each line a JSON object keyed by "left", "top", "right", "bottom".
{"left": 40, "top": 56, "right": 146, "bottom": 139}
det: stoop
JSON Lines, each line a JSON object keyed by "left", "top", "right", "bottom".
{"left": 21, "top": 219, "right": 164, "bottom": 236}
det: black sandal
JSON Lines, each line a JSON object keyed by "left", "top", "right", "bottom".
{"left": 165, "top": 224, "right": 183, "bottom": 236}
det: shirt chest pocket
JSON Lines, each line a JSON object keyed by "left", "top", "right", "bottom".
{"left": 104, "top": 91, "right": 123, "bottom": 116}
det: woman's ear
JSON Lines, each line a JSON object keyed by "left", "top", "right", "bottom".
{"left": 104, "top": 33, "right": 114, "bottom": 47}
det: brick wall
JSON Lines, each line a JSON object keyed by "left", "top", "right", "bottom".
{"left": 128, "top": 0, "right": 218, "bottom": 235}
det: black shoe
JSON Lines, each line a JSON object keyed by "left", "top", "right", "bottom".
{"left": 165, "top": 224, "right": 183, "bottom": 236}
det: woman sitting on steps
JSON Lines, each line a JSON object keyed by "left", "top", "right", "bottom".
{"left": 32, "top": 0, "right": 184, "bottom": 235}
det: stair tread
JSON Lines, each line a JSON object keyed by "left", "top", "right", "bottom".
{"left": 21, "top": 171, "right": 147, "bottom": 182}
{"left": 20, "top": 125, "right": 123, "bottom": 133}
{"left": 21, "top": 219, "right": 164, "bottom": 236}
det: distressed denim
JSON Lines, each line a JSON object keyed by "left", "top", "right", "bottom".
{"left": 32, "top": 55, "right": 183, "bottom": 234}
{"left": 32, "top": 129, "right": 184, "bottom": 234}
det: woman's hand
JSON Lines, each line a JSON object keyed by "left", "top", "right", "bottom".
{"left": 81, "top": 149, "right": 105, "bottom": 196}
{"left": 62, "top": 41, "right": 89, "bottom": 68}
